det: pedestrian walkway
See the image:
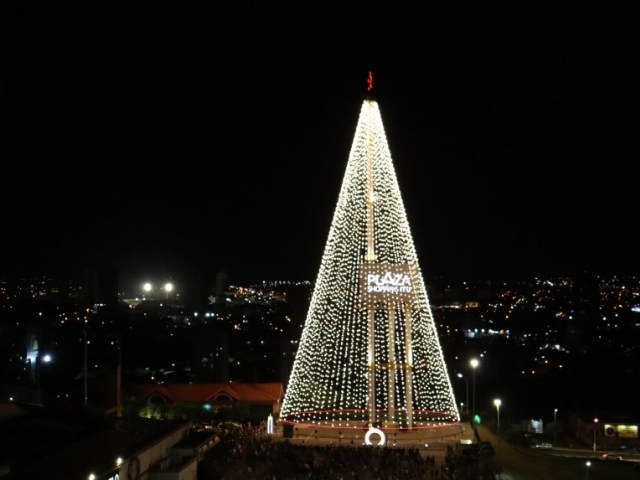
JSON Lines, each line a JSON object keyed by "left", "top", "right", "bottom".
{"left": 283, "top": 422, "right": 468, "bottom": 445}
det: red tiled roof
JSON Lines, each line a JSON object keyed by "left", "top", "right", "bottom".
{"left": 139, "top": 382, "right": 283, "bottom": 404}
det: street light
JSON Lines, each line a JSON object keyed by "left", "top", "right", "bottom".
{"left": 593, "top": 418, "right": 598, "bottom": 451}
{"left": 36, "top": 354, "right": 51, "bottom": 405}
{"left": 164, "top": 282, "right": 173, "bottom": 299}
{"left": 585, "top": 460, "right": 591, "bottom": 480}
{"left": 494, "top": 399, "right": 502, "bottom": 438}
{"left": 457, "top": 373, "right": 469, "bottom": 416}
{"left": 553, "top": 408, "right": 558, "bottom": 447}
{"left": 84, "top": 330, "right": 88, "bottom": 406}
{"left": 470, "top": 359, "right": 479, "bottom": 421}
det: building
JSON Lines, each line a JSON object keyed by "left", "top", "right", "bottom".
{"left": 568, "top": 411, "right": 640, "bottom": 450}
{"left": 138, "top": 382, "right": 284, "bottom": 421}
{"left": 83, "top": 266, "right": 119, "bottom": 308}
{"left": 0, "top": 402, "right": 216, "bottom": 480}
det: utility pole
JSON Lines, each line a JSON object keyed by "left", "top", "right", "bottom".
{"left": 84, "top": 330, "right": 88, "bottom": 406}
{"left": 117, "top": 341, "right": 122, "bottom": 417}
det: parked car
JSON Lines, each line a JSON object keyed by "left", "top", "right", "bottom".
{"left": 535, "top": 443, "right": 553, "bottom": 450}
{"left": 602, "top": 453, "right": 623, "bottom": 461}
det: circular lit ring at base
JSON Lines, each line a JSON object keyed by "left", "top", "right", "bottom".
{"left": 364, "top": 427, "right": 386, "bottom": 446}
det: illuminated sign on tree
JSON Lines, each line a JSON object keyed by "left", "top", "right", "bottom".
{"left": 360, "top": 263, "right": 417, "bottom": 304}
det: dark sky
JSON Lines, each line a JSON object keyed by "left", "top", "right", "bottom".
{"left": 3, "top": 3, "right": 638, "bottom": 291}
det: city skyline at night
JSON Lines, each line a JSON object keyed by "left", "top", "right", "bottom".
{"left": 2, "top": 4, "right": 639, "bottom": 478}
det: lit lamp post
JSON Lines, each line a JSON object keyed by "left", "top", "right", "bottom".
{"left": 84, "top": 330, "right": 88, "bottom": 406}
{"left": 143, "top": 282, "right": 152, "bottom": 299}
{"left": 457, "top": 373, "right": 469, "bottom": 416}
{"left": 585, "top": 460, "right": 591, "bottom": 480}
{"left": 593, "top": 418, "right": 598, "bottom": 451}
{"left": 36, "top": 354, "right": 51, "bottom": 405}
{"left": 164, "top": 282, "right": 173, "bottom": 300}
{"left": 494, "top": 399, "right": 501, "bottom": 438}
{"left": 470, "top": 359, "right": 479, "bottom": 421}
{"left": 553, "top": 408, "right": 558, "bottom": 447}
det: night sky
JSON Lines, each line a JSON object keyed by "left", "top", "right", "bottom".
{"left": 3, "top": 3, "right": 638, "bottom": 291}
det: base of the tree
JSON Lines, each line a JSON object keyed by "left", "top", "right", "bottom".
{"left": 276, "top": 420, "right": 467, "bottom": 447}
{"left": 279, "top": 408, "right": 459, "bottom": 430}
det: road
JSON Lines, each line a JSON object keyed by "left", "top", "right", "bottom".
{"left": 474, "top": 424, "right": 640, "bottom": 480}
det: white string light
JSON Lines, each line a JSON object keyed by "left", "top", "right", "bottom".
{"left": 281, "top": 99, "right": 459, "bottom": 428}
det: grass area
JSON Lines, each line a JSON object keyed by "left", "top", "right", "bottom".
{"left": 476, "top": 425, "right": 640, "bottom": 480}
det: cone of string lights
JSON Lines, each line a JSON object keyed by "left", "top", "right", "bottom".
{"left": 280, "top": 75, "right": 459, "bottom": 430}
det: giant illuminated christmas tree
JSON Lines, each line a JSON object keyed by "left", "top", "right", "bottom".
{"left": 281, "top": 75, "right": 459, "bottom": 430}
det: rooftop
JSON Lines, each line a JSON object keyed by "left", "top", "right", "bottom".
{"left": 0, "top": 402, "right": 191, "bottom": 480}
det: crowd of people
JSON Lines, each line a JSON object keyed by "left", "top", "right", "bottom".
{"left": 197, "top": 421, "right": 500, "bottom": 480}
